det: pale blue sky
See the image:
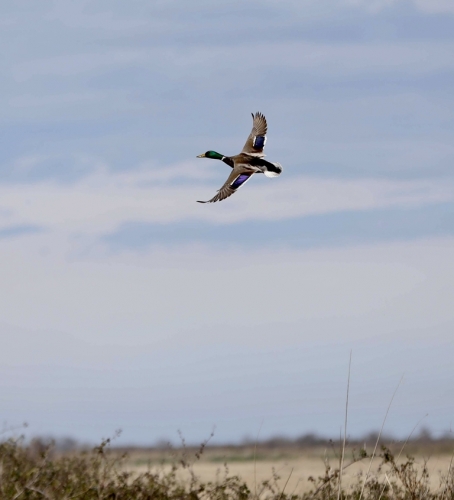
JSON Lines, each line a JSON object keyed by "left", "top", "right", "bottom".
{"left": 1, "top": 0, "right": 454, "bottom": 444}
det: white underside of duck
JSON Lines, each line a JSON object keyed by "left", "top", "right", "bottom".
{"left": 263, "top": 162, "right": 283, "bottom": 177}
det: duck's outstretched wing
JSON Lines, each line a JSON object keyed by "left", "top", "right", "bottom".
{"left": 241, "top": 112, "right": 268, "bottom": 156}
{"left": 197, "top": 169, "right": 254, "bottom": 203}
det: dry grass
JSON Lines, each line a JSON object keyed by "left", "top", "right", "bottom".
{"left": 123, "top": 445, "right": 454, "bottom": 494}
{"left": 2, "top": 434, "right": 452, "bottom": 500}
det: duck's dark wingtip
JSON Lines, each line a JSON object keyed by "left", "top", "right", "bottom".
{"left": 197, "top": 200, "right": 207, "bottom": 204}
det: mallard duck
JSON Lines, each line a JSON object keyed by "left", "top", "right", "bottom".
{"left": 196, "top": 112, "right": 282, "bottom": 203}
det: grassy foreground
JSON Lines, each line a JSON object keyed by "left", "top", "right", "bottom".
{"left": 1, "top": 436, "right": 453, "bottom": 500}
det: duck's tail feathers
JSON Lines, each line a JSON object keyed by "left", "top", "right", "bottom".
{"left": 264, "top": 162, "right": 283, "bottom": 178}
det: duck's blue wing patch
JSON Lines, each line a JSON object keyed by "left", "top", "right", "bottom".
{"left": 252, "top": 135, "right": 266, "bottom": 150}
{"left": 230, "top": 173, "right": 252, "bottom": 190}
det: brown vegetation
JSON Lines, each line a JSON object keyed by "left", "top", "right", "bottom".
{"left": 0, "top": 432, "right": 453, "bottom": 500}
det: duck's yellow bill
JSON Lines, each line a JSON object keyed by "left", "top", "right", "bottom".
{"left": 196, "top": 153, "right": 206, "bottom": 158}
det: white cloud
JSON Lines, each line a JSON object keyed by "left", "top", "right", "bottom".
{"left": 346, "top": 0, "right": 454, "bottom": 14}
{"left": 412, "top": 0, "right": 454, "bottom": 14}
{"left": 344, "top": 0, "right": 399, "bottom": 13}
{"left": 0, "top": 231, "right": 453, "bottom": 347}
{"left": 13, "top": 41, "right": 454, "bottom": 83}
{"left": 0, "top": 164, "right": 451, "bottom": 236}
{"left": 12, "top": 50, "right": 148, "bottom": 82}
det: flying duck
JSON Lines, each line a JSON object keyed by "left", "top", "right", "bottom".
{"left": 196, "top": 112, "right": 282, "bottom": 203}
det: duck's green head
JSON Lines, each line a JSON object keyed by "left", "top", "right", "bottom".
{"left": 197, "top": 151, "right": 224, "bottom": 160}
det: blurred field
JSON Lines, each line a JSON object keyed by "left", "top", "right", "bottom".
{"left": 122, "top": 443, "right": 454, "bottom": 494}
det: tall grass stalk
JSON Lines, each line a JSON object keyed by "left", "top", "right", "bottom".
{"left": 278, "top": 467, "right": 294, "bottom": 500}
{"left": 376, "top": 413, "right": 428, "bottom": 500}
{"left": 441, "top": 447, "right": 454, "bottom": 500}
{"left": 338, "top": 351, "right": 352, "bottom": 500}
{"left": 358, "top": 375, "right": 404, "bottom": 500}
{"left": 254, "top": 420, "right": 264, "bottom": 499}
